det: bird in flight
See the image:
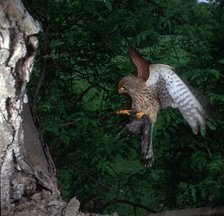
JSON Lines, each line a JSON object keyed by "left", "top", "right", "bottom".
{"left": 117, "top": 48, "right": 206, "bottom": 166}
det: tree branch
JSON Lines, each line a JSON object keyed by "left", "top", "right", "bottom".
{"left": 147, "top": 206, "right": 224, "bottom": 216}
{"left": 99, "top": 199, "right": 156, "bottom": 214}
{"left": 33, "top": 0, "right": 51, "bottom": 107}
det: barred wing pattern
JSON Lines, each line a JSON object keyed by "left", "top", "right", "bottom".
{"left": 146, "top": 64, "right": 205, "bottom": 134}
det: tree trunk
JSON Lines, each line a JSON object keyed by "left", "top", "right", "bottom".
{"left": 0, "top": 0, "right": 62, "bottom": 215}
{"left": 0, "top": 1, "right": 116, "bottom": 216}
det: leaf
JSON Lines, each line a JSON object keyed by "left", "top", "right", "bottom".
{"left": 191, "top": 186, "right": 197, "bottom": 202}
{"left": 136, "top": 31, "right": 151, "bottom": 45}
{"left": 206, "top": 118, "right": 216, "bottom": 131}
{"left": 207, "top": 155, "right": 224, "bottom": 175}
{"left": 200, "top": 128, "right": 206, "bottom": 137}
{"left": 218, "top": 59, "right": 224, "bottom": 64}
{"left": 104, "top": 0, "right": 112, "bottom": 11}
{"left": 208, "top": 69, "right": 220, "bottom": 79}
{"left": 110, "top": 155, "right": 144, "bottom": 174}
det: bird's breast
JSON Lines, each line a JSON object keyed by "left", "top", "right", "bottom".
{"left": 131, "top": 90, "right": 160, "bottom": 123}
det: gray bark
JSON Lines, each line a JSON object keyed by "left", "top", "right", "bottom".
{"left": 0, "top": 1, "right": 116, "bottom": 216}
{"left": 0, "top": 0, "right": 63, "bottom": 215}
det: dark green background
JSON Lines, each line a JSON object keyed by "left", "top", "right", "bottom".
{"left": 25, "top": 0, "right": 224, "bottom": 215}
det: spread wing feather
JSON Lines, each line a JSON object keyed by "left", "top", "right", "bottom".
{"left": 146, "top": 64, "right": 205, "bottom": 134}
{"left": 129, "top": 48, "right": 150, "bottom": 80}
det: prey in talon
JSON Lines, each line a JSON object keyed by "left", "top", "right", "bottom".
{"left": 125, "top": 114, "right": 154, "bottom": 167}
{"left": 117, "top": 48, "right": 206, "bottom": 167}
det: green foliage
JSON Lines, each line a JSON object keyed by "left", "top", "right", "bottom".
{"left": 25, "top": 0, "right": 224, "bottom": 215}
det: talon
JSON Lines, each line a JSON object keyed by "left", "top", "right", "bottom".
{"left": 136, "top": 112, "right": 145, "bottom": 119}
{"left": 116, "top": 110, "right": 131, "bottom": 116}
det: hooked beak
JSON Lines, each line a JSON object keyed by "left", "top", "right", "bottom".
{"left": 118, "top": 87, "right": 125, "bottom": 94}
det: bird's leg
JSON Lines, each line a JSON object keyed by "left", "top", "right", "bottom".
{"left": 135, "top": 111, "right": 145, "bottom": 119}
{"left": 116, "top": 110, "right": 131, "bottom": 116}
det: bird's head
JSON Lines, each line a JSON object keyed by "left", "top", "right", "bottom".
{"left": 118, "top": 76, "right": 144, "bottom": 95}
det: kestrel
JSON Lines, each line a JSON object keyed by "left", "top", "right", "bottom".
{"left": 117, "top": 48, "right": 206, "bottom": 166}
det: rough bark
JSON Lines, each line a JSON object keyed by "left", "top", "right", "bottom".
{"left": 0, "top": 0, "right": 62, "bottom": 215}
{"left": 0, "top": 1, "right": 116, "bottom": 216}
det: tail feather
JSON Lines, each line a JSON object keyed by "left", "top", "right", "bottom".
{"left": 140, "top": 119, "right": 154, "bottom": 167}
{"left": 126, "top": 115, "right": 154, "bottom": 167}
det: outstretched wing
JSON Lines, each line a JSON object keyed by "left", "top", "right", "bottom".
{"left": 146, "top": 64, "right": 206, "bottom": 134}
{"left": 129, "top": 48, "right": 150, "bottom": 80}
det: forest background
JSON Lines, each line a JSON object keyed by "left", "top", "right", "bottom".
{"left": 24, "top": 0, "right": 224, "bottom": 215}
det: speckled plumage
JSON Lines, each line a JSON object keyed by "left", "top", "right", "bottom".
{"left": 118, "top": 76, "right": 160, "bottom": 123}
{"left": 118, "top": 48, "right": 206, "bottom": 166}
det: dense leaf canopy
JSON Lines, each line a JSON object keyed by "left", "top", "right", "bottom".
{"left": 25, "top": 0, "right": 224, "bottom": 215}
